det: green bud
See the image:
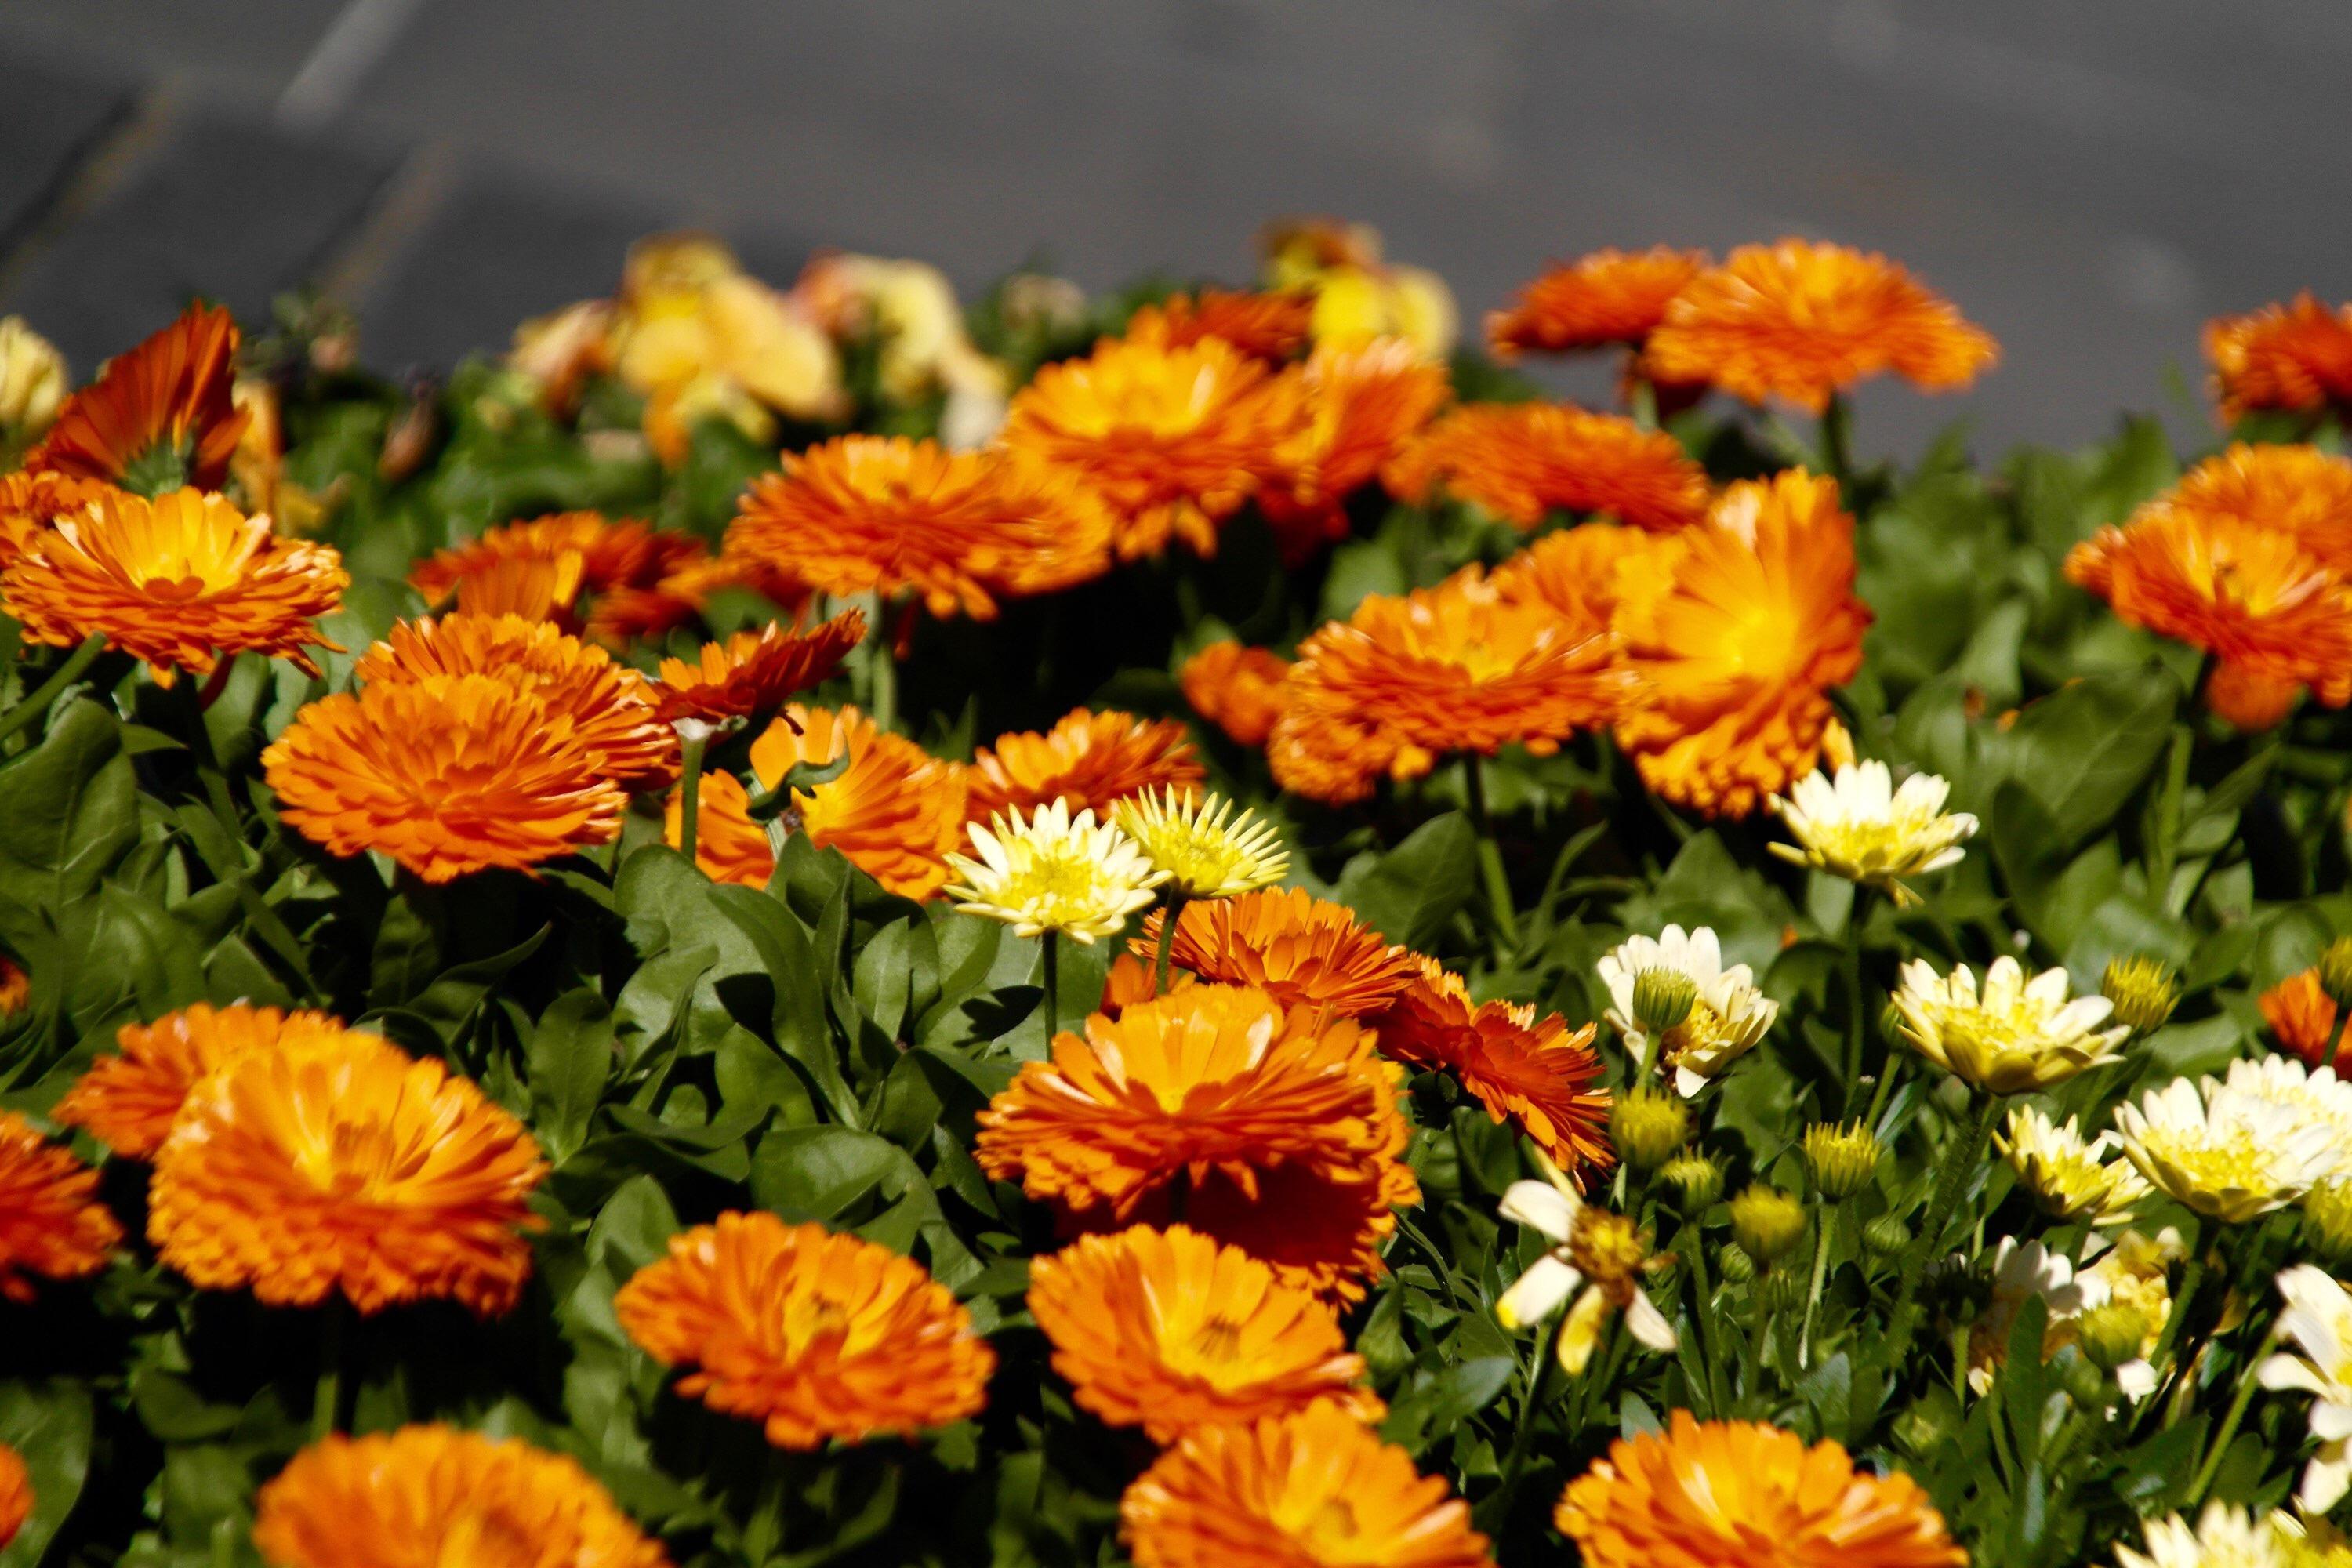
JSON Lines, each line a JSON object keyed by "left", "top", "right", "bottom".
{"left": 1802, "top": 1120, "right": 1885, "bottom": 1200}
{"left": 2323, "top": 938, "right": 2352, "bottom": 1010}
{"left": 2060, "top": 1353, "right": 2107, "bottom": 1406}
{"left": 2100, "top": 956, "right": 2180, "bottom": 1035}
{"left": 1611, "top": 1087, "right": 1690, "bottom": 1174}
{"left": 1893, "top": 1402, "right": 1958, "bottom": 1455}
{"left": 1728, "top": 1184, "right": 1807, "bottom": 1267}
{"left": 1716, "top": 1243, "right": 1757, "bottom": 1284}
{"left": 1758, "top": 1266, "right": 1808, "bottom": 1314}
{"left": 1661, "top": 1152, "right": 1723, "bottom": 1212}
{"left": 2075, "top": 1303, "right": 2152, "bottom": 1373}
{"left": 1861, "top": 1214, "right": 1910, "bottom": 1256}
{"left": 2304, "top": 1179, "right": 2352, "bottom": 1268}
{"left": 1632, "top": 967, "right": 1697, "bottom": 1035}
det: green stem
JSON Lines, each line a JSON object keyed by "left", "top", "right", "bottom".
{"left": 2187, "top": 1356, "right": 2264, "bottom": 1506}
{"left": 1487, "top": 1315, "right": 1559, "bottom": 1526}
{"left": 1840, "top": 898, "right": 1868, "bottom": 1119}
{"left": 1743, "top": 1297, "right": 1777, "bottom": 1412}
{"left": 311, "top": 1297, "right": 347, "bottom": 1442}
{"left": 1040, "top": 930, "right": 1060, "bottom": 1042}
{"left": 2324, "top": 1009, "right": 2348, "bottom": 1073}
{"left": 1883, "top": 1094, "right": 2003, "bottom": 1364}
{"left": 1152, "top": 891, "right": 1185, "bottom": 996}
{"left": 1820, "top": 391, "right": 1854, "bottom": 492}
{"left": 2147, "top": 1247, "right": 2209, "bottom": 1397}
{"left": 1463, "top": 753, "right": 1519, "bottom": 945}
{"left": 0, "top": 632, "right": 104, "bottom": 748}
{"left": 1799, "top": 1205, "right": 1838, "bottom": 1368}
{"left": 1628, "top": 372, "right": 1660, "bottom": 432}
{"left": 677, "top": 728, "right": 709, "bottom": 868}
{"left": 2147, "top": 724, "right": 2194, "bottom": 902}
{"left": 1684, "top": 1225, "right": 1727, "bottom": 1415}
{"left": 1864, "top": 1051, "right": 1907, "bottom": 1138}
{"left": 178, "top": 667, "right": 244, "bottom": 837}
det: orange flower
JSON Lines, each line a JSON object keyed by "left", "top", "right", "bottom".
{"left": 586, "top": 548, "right": 811, "bottom": 649}
{"left": 1101, "top": 949, "right": 1195, "bottom": 1017}
{"left": 357, "top": 614, "right": 677, "bottom": 789}
{"left": 0, "top": 469, "right": 122, "bottom": 572}
{"left": 1121, "top": 1401, "right": 1491, "bottom": 1568}
{"left": 1138, "top": 888, "right": 1415, "bottom": 1019}
{"left": 1259, "top": 340, "right": 1449, "bottom": 560}
{"left": 975, "top": 985, "right": 1417, "bottom": 1300}
{"left": 263, "top": 674, "right": 626, "bottom": 882}
{"left": 2159, "top": 442, "right": 2352, "bottom": 579}
{"left": 1556, "top": 1412, "right": 1964, "bottom": 1568}
{"left": 450, "top": 551, "right": 586, "bottom": 627}
{"left": 662, "top": 771, "right": 775, "bottom": 887}
{"left": 252, "top": 1426, "right": 669, "bottom": 1568}
{"left": 30, "top": 303, "right": 246, "bottom": 492}
{"left": 1382, "top": 403, "right": 1708, "bottom": 533}
{"left": 728, "top": 437, "right": 1113, "bottom": 619}
{"left": 2261, "top": 970, "right": 2338, "bottom": 1066}
{"left": 1029, "top": 1225, "right": 1381, "bottom": 1443}
{"left": 148, "top": 1029, "right": 545, "bottom": 1315}
{"left": 410, "top": 513, "right": 703, "bottom": 622}
{"left": 1000, "top": 336, "right": 1301, "bottom": 558}
{"left": 1493, "top": 520, "right": 1652, "bottom": 633}
{"left": 613, "top": 1210, "right": 993, "bottom": 1449}
{"left": 967, "top": 706, "right": 1203, "bottom": 822}
{"left": 56, "top": 1002, "right": 350, "bottom": 1160}
{"left": 1179, "top": 641, "right": 1291, "bottom": 749}
{"left": 1613, "top": 470, "right": 1871, "bottom": 817}
{"left": 1487, "top": 246, "right": 1708, "bottom": 359}
{"left": 0, "top": 956, "right": 26, "bottom": 1017}
{"left": 2206, "top": 293, "right": 2352, "bottom": 423}
{"left": 1377, "top": 960, "right": 1613, "bottom": 1181}
{"left": 1127, "top": 289, "right": 1316, "bottom": 361}
{"left": 2, "top": 485, "right": 347, "bottom": 684}
{"left": 1646, "top": 238, "right": 1997, "bottom": 413}
{"left": 1269, "top": 564, "right": 1621, "bottom": 803}
{"left": 0, "top": 1110, "right": 121, "bottom": 1300}
{"left": 0, "top": 1443, "right": 27, "bottom": 1550}
{"left": 649, "top": 613, "right": 864, "bottom": 724}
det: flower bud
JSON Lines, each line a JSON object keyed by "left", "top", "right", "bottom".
{"left": 2305, "top": 1180, "right": 2352, "bottom": 1269}
{"left": 1758, "top": 1266, "right": 1808, "bottom": 1313}
{"left": 2075, "top": 1302, "right": 2152, "bottom": 1373}
{"left": 2060, "top": 1353, "right": 2108, "bottom": 1406}
{"left": 1661, "top": 1152, "right": 1722, "bottom": 1213}
{"left": 1861, "top": 1214, "right": 1910, "bottom": 1256}
{"left": 1802, "top": 1121, "right": 1885, "bottom": 1200}
{"left": 1610, "top": 1086, "right": 1690, "bottom": 1174}
{"left": 1631, "top": 967, "right": 1697, "bottom": 1035}
{"left": 2100, "top": 956, "right": 2180, "bottom": 1035}
{"left": 2323, "top": 938, "right": 2352, "bottom": 1010}
{"left": 0, "top": 317, "right": 65, "bottom": 438}
{"left": 1716, "top": 1243, "right": 1756, "bottom": 1284}
{"left": 1728, "top": 1184, "right": 1807, "bottom": 1267}
{"left": 1893, "top": 1402, "right": 1957, "bottom": 1456}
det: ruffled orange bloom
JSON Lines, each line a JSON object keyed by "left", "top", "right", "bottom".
{"left": 409, "top": 514, "right": 703, "bottom": 633}
{"left": 728, "top": 437, "right": 1113, "bottom": 619}
{"left": 30, "top": 303, "right": 246, "bottom": 492}
{"left": 1000, "top": 336, "right": 1301, "bottom": 558}
{"left": 149, "top": 1029, "right": 545, "bottom": 1315}
{"left": 967, "top": 706, "right": 1203, "bottom": 822}
{"left": 56, "top": 1002, "right": 349, "bottom": 1159}
{"left": 1139, "top": 888, "right": 1415, "bottom": 1019}
{"left": 0, "top": 469, "right": 122, "bottom": 572}
{"left": 1122, "top": 1401, "right": 1491, "bottom": 1568}
{"left": 1179, "top": 641, "right": 1291, "bottom": 749}
{"left": 0, "top": 956, "right": 26, "bottom": 1017}
{"left": 2205, "top": 660, "right": 2305, "bottom": 732}
{"left": 1382, "top": 402, "right": 1708, "bottom": 533}
{"left": 1377, "top": 960, "right": 1613, "bottom": 1181}
{"left": 614, "top": 1210, "right": 993, "bottom": 1449}
{"left": 1487, "top": 246, "right": 1708, "bottom": 359}
{"left": 452, "top": 552, "right": 586, "bottom": 627}
{"left": 0, "top": 1110, "right": 121, "bottom": 1301}
{"left": 1646, "top": 238, "right": 1997, "bottom": 413}
{"left": 2261, "top": 970, "right": 2338, "bottom": 1066}
{"left": 357, "top": 614, "right": 677, "bottom": 789}
{"left": 1127, "top": 289, "right": 1316, "bottom": 361}
{"left": 2206, "top": 293, "right": 2352, "bottom": 423}
{"left": 0, "top": 1443, "right": 27, "bottom": 1549}
{"left": 1556, "top": 1412, "right": 1964, "bottom": 1568}
{"left": 1260, "top": 340, "right": 1449, "bottom": 560}
{"left": 1029, "top": 1225, "right": 1381, "bottom": 1444}
{"left": 1269, "top": 564, "right": 1622, "bottom": 803}
{"left": 649, "top": 612, "right": 864, "bottom": 724}
{"left": 2159, "top": 442, "right": 2352, "bottom": 579}
{"left": 2067, "top": 510, "right": 2352, "bottom": 719}
{"left": 1101, "top": 949, "right": 1196, "bottom": 1017}
{"left": 263, "top": 674, "right": 625, "bottom": 882}
{"left": 2, "top": 485, "right": 347, "bottom": 684}
{"left": 976, "top": 985, "right": 1417, "bottom": 1300}
{"left": 253, "top": 1426, "right": 669, "bottom": 1568}
{"left": 662, "top": 771, "right": 775, "bottom": 886}
{"left": 1613, "top": 470, "right": 1871, "bottom": 817}
{"left": 1492, "top": 520, "right": 1652, "bottom": 632}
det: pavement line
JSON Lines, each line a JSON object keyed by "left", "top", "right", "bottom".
{"left": 276, "top": 0, "right": 426, "bottom": 131}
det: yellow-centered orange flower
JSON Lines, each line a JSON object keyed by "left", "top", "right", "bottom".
{"left": 1126, "top": 289, "right": 1316, "bottom": 361}
{"left": 148, "top": 1029, "right": 545, "bottom": 1315}
{"left": 1179, "top": 641, "right": 1292, "bottom": 749}
{"left": 263, "top": 674, "right": 626, "bottom": 882}
{"left": 252, "top": 1426, "right": 670, "bottom": 1568}
{"left": 1382, "top": 402, "right": 1708, "bottom": 533}
{"left": 1028, "top": 1224, "right": 1381, "bottom": 1443}
{"left": 357, "top": 614, "right": 678, "bottom": 789}
{"left": 2262, "top": 970, "right": 2339, "bottom": 1068}
{"left": 410, "top": 512, "right": 703, "bottom": 630}
{"left": 0, "top": 1110, "right": 120, "bottom": 1300}
{"left": 1000, "top": 336, "right": 1300, "bottom": 558}
{"left": 727, "top": 437, "right": 1113, "bottom": 619}
{"left": 1269, "top": 564, "right": 1622, "bottom": 803}
{"left": 1646, "top": 238, "right": 1996, "bottom": 413}
{"left": 648, "top": 612, "right": 864, "bottom": 725}
{"left": 3, "top": 485, "right": 347, "bottom": 684}
{"left": 1555, "top": 1412, "right": 1965, "bottom": 1568}
{"left": 614, "top": 1210, "right": 993, "bottom": 1449}
{"left": 1138, "top": 888, "right": 1416, "bottom": 1019}
{"left": 2160, "top": 442, "right": 2352, "bottom": 579}
{"left": 1493, "top": 519, "right": 1651, "bottom": 633}
{"left": 1122, "top": 1401, "right": 1492, "bottom": 1568}
{"left": 1487, "top": 246, "right": 1708, "bottom": 359}
{"left": 966, "top": 706, "right": 1203, "bottom": 823}
{"left": 1377, "top": 959, "right": 1613, "bottom": 1181}
{"left": 30, "top": 303, "right": 246, "bottom": 493}
{"left": 2206, "top": 293, "right": 2352, "bottom": 423}
{"left": 56, "top": 1002, "right": 350, "bottom": 1160}
{"left": 0, "top": 1443, "right": 26, "bottom": 1549}
{"left": 1258, "top": 340, "right": 1449, "bottom": 560}
{"left": 1612, "top": 470, "right": 1871, "bottom": 817}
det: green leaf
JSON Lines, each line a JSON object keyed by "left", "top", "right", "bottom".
{"left": 1980, "top": 666, "right": 2181, "bottom": 853}
{"left": 750, "top": 1126, "right": 917, "bottom": 1222}
{"left": 0, "top": 699, "right": 136, "bottom": 962}
{"left": 528, "top": 988, "right": 615, "bottom": 1162}
{"left": 1334, "top": 811, "right": 1477, "bottom": 949}
{"left": 0, "top": 1379, "right": 93, "bottom": 1565}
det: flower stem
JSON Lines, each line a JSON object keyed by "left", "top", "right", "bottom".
{"left": 1462, "top": 753, "right": 1519, "bottom": 945}
{"left": 1040, "top": 930, "right": 1060, "bottom": 1043}
{"left": 1743, "top": 1297, "right": 1777, "bottom": 1412}
{"left": 1883, "top": 1094, "right": 2002, "bottom": 1363}
{"left": 0, "top": 632, "right": 104, "bottom": 748}
{"left": 1487, "top": 1315, "right": 1560, "bottom": 1525}
{"left": 1152, "top": 891, "right": 1185, "bottom": 996}
{"left": 311, "top": 1296, "right": 347, "bottom": 1442}
{"left": 677, "top": 728, "right": 708, "bottom": 868}
{"left": 1799, "top": 1204, "right": 1838, "bottom": 1368}
{"left": 1684, "top": 1224, "right": 1728, "bottom": 1415}
{"left": 2325, "top": 1010, "right": 2348, "bottom": 1073}
{"left": 1820, "top": 391, "right": 1854, "bottom": 492}
{"left": 1628, "top": 373, "right": 1660, "bottom": 432}
{"left": 1840, "top": 895, "right": 1869, "bottom": 1119}
{"left": 2187, "top": 1353, "right": 2265, "bottom": 1506}
{"left": 1864, "top": 1051, "right": 1907, "bottom": 1138}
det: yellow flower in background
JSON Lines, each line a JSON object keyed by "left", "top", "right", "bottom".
{"left": 1969, "top": 1237, "right": 2097, "bottom": 1396}
{"left": 2112, "top": 1075, "right": 2338, "bottom": 1223}
{"left": 0, "top": 317, "right": 66, "bottom": 438}
{"left": 2115, "top": 1504, "right": 2293, "bottom": 1568}
{"left": 1998, "top": 1106, "right": 2149, "bottom": 1226}
{"left": 2263, "top": 1265, "right": 2352, "bottom": 1512}
{"left": 1891, "top": 956, "right": 2128, "bottom": 1094}
{"left": 945, "top": 799, "right": 1167, "bottom": 942}
{"left": 1768, "top": 760, "right": 1976, "bottom": 905}
{"left": 2076, "top": 1228, "right": 2182, "bottom": 1401}
{"left": 793, "top": 251, "right": 1010, "bottom": 445}
{"left": 1260, "top": 216, "right": 1458, "bottom": 359}
{"left": 1110, "top": 787, "right": 1290, "bottom": 898}
{"left": 1495, "top": 1160, "right": 1677, "bottom": 1375}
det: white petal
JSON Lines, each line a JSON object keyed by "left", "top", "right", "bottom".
{"left": 1497, "top": 1254, "right": 1581, "bottom": 1330}
{"left": 1499, "top": 1180, "right": 1578, "bottom": 1242}
{"left": 2306, "top": 1444, "right": 2352, "bottom": 1515}
{"left": 1624, "top": 1289, "right": 1679, "bottom": 1352}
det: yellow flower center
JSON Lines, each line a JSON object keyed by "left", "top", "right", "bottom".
{"left": 1661, "top": 998, "right": 1728, "bottom": 1062}
{"left": 2151, "top": 1125, "right": 2280, "bottom": 1196}
{"left": 1570, "top": 1210, "right": 1649, "bottom": 1287}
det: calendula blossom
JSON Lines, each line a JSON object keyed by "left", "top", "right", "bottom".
{"left": 1495, "top": 1162, "right": 1676, "bottom": 1375}
{"left": 944, "top": 800, "right": 1167, "bottom": 942}
{"left": 1768, "top": 760, "right": 1976, "bottom": 905}
{"left": 1109, "top": 787, "right": 1289, "bottom": 898}
{"left": 1598, "top": 924, "right": 1777, "bottom": 1095}
{"left": 2263, "top": 1265, "right": 2352, "bottom": 1512}
{"left": 2116, "top": 1504, "right": 2292, "bottom": 1568}
{"left": 1891, "top": 956, "right": 2129, "bottom": 1094}
{"left": 2112, "top": 1074, "right": 2339, "bottom": 1224}
{"left": 1997, "top": 1105, "right": 2150, "bottom": 1226}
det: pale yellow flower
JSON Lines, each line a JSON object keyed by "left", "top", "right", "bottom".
{"left": 943, "top": 800, "right": 1167, "bottom": 942}
{"left": 2113, "top": 1075, "right": 2338, "bottom": 1224}
{"left": 2115, "top": 1504, "right": 2292, "bottom": 1568}
{"left": 2263, "top": 1265, "right": 2352, "bottom": 1512}
{"left": 1597, "top": 925, "right": 1777, "bottom": 1096}
{"left": 1892, "top": 956, "right": 2128, "bottom": 1094}
{"left": 1494, "top": 1157, "right": 1676, "bottom": 1375}
{"left": 1969, "top": 1236, "right": 2098, "bottom": 1396}
{"left": 1109, "top": 787, "right": 1290, "bottom": 899}
{"left": 0, "top": 317, "right": 66, "bottom": 437}
{"left": 1768, "top": 760, "right": 1976, "bottom": 905}
{"left": 2222, "top": 1058, "right": 2352, "bottom": 1181}
{"left": 1998, "top": 1105, "right": 2149, "bottom": 1226}
{"left": 2076, "top": 1227, "right": 2184, "bottom": 1399}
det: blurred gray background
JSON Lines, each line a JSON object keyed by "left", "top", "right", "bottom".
{"left": 1, "top": 0, "right": 2346, "bottom": 456}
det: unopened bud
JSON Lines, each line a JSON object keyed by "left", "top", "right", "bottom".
{"left": 2322, "top": 938, "right": 2352, "bottom": 1010}
{"left": 1802, "top": 1121, "right": 1885, "bottom": 1200}
{"left": 1632, "top": 967, "right": 1697, "bottom": 1035}
{"left": 1716, "top": 1243, "right": 1757, "bottom": 1284}
{"left": 2060, "top": 1354, "right": 2108, "bottom": 1405}
{"left": 1661, "top": 1152, "right": 1722, "bottom": 1212}
{"left": 2101, "top": 956, "right": 2180, "bottom": 1035}
{"left": 2305, "top": 1180, "right": 2352, "bottom": 1268}
{"left": 1611, "top": 1086, "right": 1690, "bottom": 1174}
{"left": 1758, "top": 1267, "right": 1808, "bottom": 1313}
{"left": 1893, "top": 1402, "right": 1958, "bottom": 1455}
{"left": 1862, "top": 1214, "right": 1911, "bottom": 1257}
{"left": 2076, "top": 1303, "right": 2152, "bottom": 1373}
{"left": 1728, "top": 1184, "right": 1807, "bottom": 1267}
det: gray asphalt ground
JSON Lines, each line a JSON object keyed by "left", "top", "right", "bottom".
{"left": 1, "top": 2, "right": 2347, "bottom": 457}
